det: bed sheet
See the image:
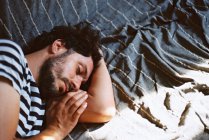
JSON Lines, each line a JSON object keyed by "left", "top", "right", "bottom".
{"left": 0, "top": 0, "right": 209, "bottom": 139}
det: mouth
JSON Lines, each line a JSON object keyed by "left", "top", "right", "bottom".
{"left": 64, "top": 82, "right": 69, "bottom": 93}
{"left": 58, "top": 78, "right": 73, "bottom": 94}
{"left": 58, "top": 81, "right": 67, "bottom": 94}
{"left": 63, "top": 80, "right": 73, "bottom": 93}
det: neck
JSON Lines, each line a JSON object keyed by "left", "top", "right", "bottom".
{"left": 25, "top": 48, "right": 49, "bottom": 82}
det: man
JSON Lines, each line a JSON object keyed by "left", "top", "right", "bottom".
{"left": 0, "top": 21, "right": 116, "bottom": 139}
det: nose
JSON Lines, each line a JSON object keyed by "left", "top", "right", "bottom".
{"left": 71, "top": 76, "right": 82, "bottom": 91}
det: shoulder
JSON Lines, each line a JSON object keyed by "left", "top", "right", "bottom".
{"left": 0, "top": 39, "right": 24, "bottom": 57}
{"left": 0, "top": 39, "right": 26, "bottom": 94}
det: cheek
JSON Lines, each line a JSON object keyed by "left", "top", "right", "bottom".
{"left": 62, "top": 64, "right": 76, "bottom": 79}
{"left": 53, "top": 64, "right": 65, "bottom": 78}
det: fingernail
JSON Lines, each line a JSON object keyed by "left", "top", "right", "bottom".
{"left": 84, "top": 94, "right": 88, "bottom": 99}
{"left": 83, "top": 102, "right": 88, "bottom": 108}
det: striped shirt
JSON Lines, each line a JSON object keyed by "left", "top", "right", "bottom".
{"left": 0, "top": 39, "right": 45, "bottom": 138}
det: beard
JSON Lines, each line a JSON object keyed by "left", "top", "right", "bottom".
{"left": 38, "top": 52, "right": 72, "bottom": 100}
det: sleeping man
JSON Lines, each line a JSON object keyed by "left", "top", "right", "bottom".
{"left": 0, "top": 21, "right": 116, "bottom": 140}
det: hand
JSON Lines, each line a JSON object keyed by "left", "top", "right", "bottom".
{"left": 44, "top": 90, "right": 88, "bottom": 139}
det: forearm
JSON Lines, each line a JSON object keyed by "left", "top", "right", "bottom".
{"left": 79, "top": 58, "right": 116, "bottom": 122}
{"left": 15, "top": 129, "right": 62, "bottom": 140}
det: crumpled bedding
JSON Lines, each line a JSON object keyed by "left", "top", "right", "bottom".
{"left": 0, "top": 0, "right": 209, "bottom": 139}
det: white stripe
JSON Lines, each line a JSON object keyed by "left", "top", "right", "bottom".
{"left": 20, "top": 101, "right": 44, "bottom": 122}
{"left": 0, "top": 18, "right": 13, "bottom": 39}
{"left": 96, "top": 11, "right": 118, "bottom": 30}
{"left": 129, "top": 42, "right": 183, "bottom": 84}
{"left": 147, "top": 30, "right": 209, "bottom": 72}
{"left": 30, "top": 86, "right": 40, "bottom": 93}
{"left": 67, "top": 134, "right": 74, "bottom": 140}
{"left": 0, "top": 56, "right": 23, "bottom": 74}
{"left": 168, "top": 0, "right": 173, "bottom": 5}
{"left": 187, "top": 1, "right": 207, "bottom": 19}
{"left": 70, "top": 0, "right": 80, "bottom": 23}
{"left": 0, "top": 39, "right": 24, "bottom": 55}
{"left": 22, "top": 0, "right": 40, "bottom": 35}
{"left": 7, "top": 0, "right": 27, "bottom": 46}
{"left": 159, "top": 26, "right": 206, "bottom": 62}
{"left": 169, "top": 2, "right": 209, "bottom": 44}
{"left": 101, "top": 44, "right": 116, "bottom": 55}
{"left": 0, "top": 44, "right": 20, "bottom": 55}
{"left": 0, "top": 41, "right": 24, "bottom": 58}
{"left": 122, "top": 0, "right": 143, "bottom": 15}
{"left": 20, "top": 100, "right": 30, "bottom": 115}
{"left": 30, "top": 108, "right": 45, "bottom": 117}
{"left": 107, "top": 0, "right": 130, "bottom": 23}
{"left": 26, "top": 74, "right": 33, "bottom": 83}
{"left": 28, "top": 115, "right": 43, "bottom": 123}
{"left": 95, "top": 29, "right": 181, "bottom": 92}
{"left": 95, "top": 0, "right": 98, "bottom": 12}
{"left": 0, "top": 45, "right": 21, "bottom": 56}
{"left": 40, "top": 0, "right": 54, "bottom": 28}
{"left": 83, "top": 0, "right": 89, "bottom": 19}
{"left": 26, "top": 130, "right": 40, "bottom": 137}
{"left": 86, "top": 20, "right": 106, "bottom": 37}
{"left": 19, "top": 115, "right": 43, "bottom": 136}
{"left": 56, "top": 0, "right": 68, "bottom": 25}
{"left": 102, "top": 41, "right": 177, "bottom": 91}
{"left": 203, "top": 0, "right": 209, "bottom": 9}
{"left": 17, "top": 125, "right": 26, "bottom": 136}
{"left": 19, "top": 113, "right": 32, "bottom": 130}
{"left": 152, "top": 15, "right": 206, "bottom": 64}
{"left": 96, "top": 0, "right": 120, "bottom": 31}
{"left": 103, "top": 42, "right": 164, "bottom": 90}
{"left": 109, "top": 64, "right": 146, "bottom": 92}
{"left": 177, "top": 23, "right": 209, "bottom": 52}
{"left": 21, "top": 86, "right": 33, "bottom": 104}
{"left": 112, "top": 82, "right": 142, "bottom": 106}
{"left": 87, "top": 10, "right": 166, "bottom": 91}
{"left": 31, "top": 96, "right": 43, "bottom": 104}
{"left": 95, "top": 7, "right": 117, "bottom": 28}
{"left": 120, "top": 51, "right": 160, "bottom": 86}
{"left": 0, "top": 55, "right": 23, "bottom": 82}
{"left": 144, "top": 0, "right": 155, "bottom": 8}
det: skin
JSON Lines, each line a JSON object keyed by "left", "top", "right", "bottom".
{"left": 0, "top": 39, "right": 116, "bottom": 140}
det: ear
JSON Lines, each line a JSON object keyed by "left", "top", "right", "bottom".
{"left": 49, "top": 39, "right": 67, "bottom": 55}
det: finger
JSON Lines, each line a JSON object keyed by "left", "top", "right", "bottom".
{"left": 68, "top": 93, "right": 88, "bottom": 115}
{"left": 59, "top": 91, "right": 80, "bottom": 105}
{"left": 72, "top": 102, "right": 88, "bottom": 121}
{"left": 66, "top": 91, "right": 87, "bottom": 109}
{"left": 46, "top": 99, "right": 58, "bottom": 110}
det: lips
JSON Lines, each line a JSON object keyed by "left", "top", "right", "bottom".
{"left": 64, "top": 82, "right": 69, "bottom": 93}
{"left": 63, "top": 81, "right": 73, "bottom": 93}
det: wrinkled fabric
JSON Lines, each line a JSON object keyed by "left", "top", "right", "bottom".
{"left": 0, "top": 0, "right": 209, "bottom": 139}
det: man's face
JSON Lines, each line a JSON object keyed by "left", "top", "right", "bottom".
{"left": 38, "top": 51, "right": 94, "bottom": 99}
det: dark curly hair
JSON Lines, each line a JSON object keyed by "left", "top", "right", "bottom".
{"left": 25, "top": 21, "right": 102, "bottom": 67}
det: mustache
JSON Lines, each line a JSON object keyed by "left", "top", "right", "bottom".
{"left": 61, "top": 77, "right": 73, "bottom": 92}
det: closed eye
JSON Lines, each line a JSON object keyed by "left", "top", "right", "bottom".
{"left": 76, "top": 65, "right": 81, "bottom": 74}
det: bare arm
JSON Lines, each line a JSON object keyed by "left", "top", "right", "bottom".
{"left": 79, "top": 58, "right": 116, "bottom": 123}
{"left": 0, "top": 77, "right": 20, "bottom": 140}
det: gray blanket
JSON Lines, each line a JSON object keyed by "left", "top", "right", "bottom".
{"left": 0, "top": 0, "right": 209, "bottom": 139}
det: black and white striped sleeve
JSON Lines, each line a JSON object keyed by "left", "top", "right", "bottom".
{"left": 0, "top": 39, "right": 25, "bottom": 94}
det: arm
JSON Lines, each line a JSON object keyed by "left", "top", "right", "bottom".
{"left": 79, "top": 58, "right": 116, "bottom": 123}
{"left": 0, "top": 77, "right": 20, "bottom": 140}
